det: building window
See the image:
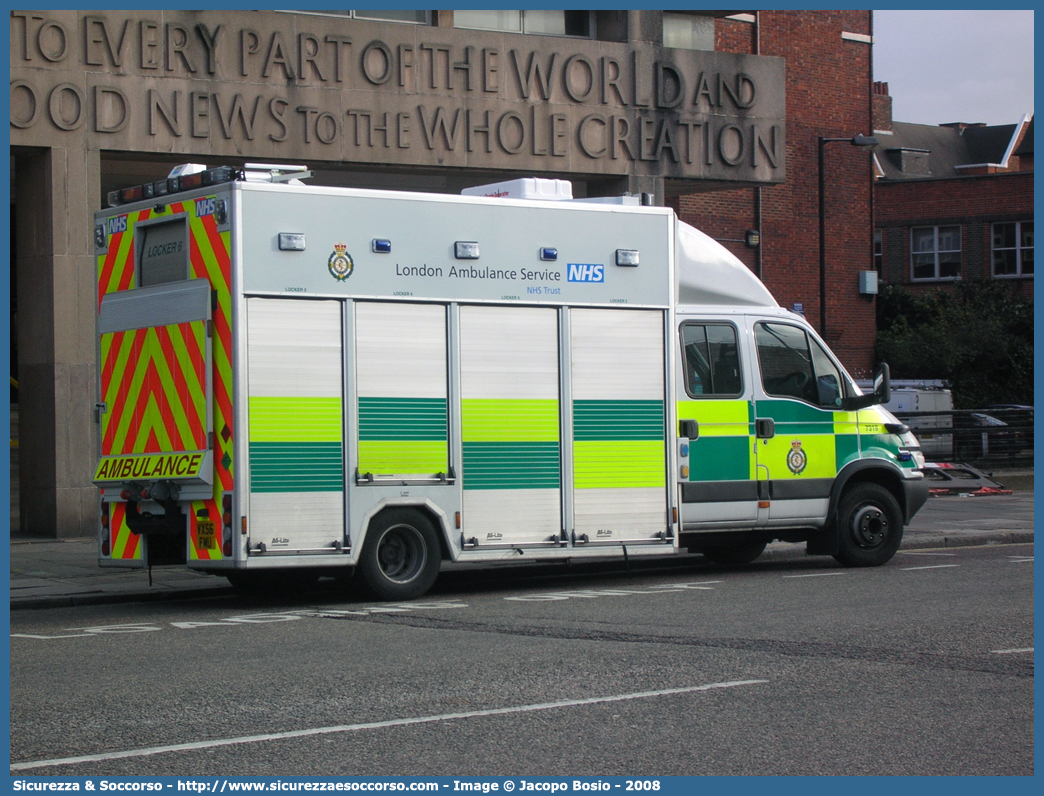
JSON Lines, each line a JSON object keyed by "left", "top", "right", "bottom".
{"left": 289, "top": 10, "right": 430, "bottom": 24}
{"left": 454, "top": 10, "right": 592, "bottom": 38}
{"left": 992, "top": 221, "right": 1034, "bottom": 277}
{"left": 874, "top": 229, "right": 883, "bottom": 274}
{"left": 911, "top": 225, "right": 961, "bottom": 281}
{"left": 663, "top": 12, "right": 715, "bottom": 51}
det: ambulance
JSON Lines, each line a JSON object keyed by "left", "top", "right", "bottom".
{"left": 93, "top": 165, "right": 929, "bottom": 599}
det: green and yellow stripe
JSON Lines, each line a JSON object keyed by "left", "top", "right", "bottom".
{"left": 357, "top": 397, "right": 448, "bottom": 475}
{"left": 462, "top": 399, "right": 560, "bottom": 490}
{"left": 573, "top": 400, "right": 665, "bottom": 489}
{"left": 249, "top": 396, "right": 343, "bottom": 492}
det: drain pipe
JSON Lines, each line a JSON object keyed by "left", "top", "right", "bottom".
{"left": 754, "top": 11, "right": 764, "bottom": 279}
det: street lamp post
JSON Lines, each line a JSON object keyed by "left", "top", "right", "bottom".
{"left": 818, "top": 134, "right": 878, "bottom": 336}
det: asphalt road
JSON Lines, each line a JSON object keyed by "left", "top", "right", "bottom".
{"left": 10, "top": 542, "right": 1034, "bottom": 777}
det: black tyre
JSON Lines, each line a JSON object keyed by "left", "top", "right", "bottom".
{"left": 359, "top": 509, "right": 441, "bottom": 600}
{"left": 701, "top": 540, "right": 767, "bottom": 566}
{"left": 832, "top": 483, "right": 904, "bottom": 567}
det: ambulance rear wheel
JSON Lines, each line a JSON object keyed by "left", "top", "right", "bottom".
{"left": 833, "top": 483, "right": 903, "bottom": 567}
{"left": 702, "top": 540, "right": 767, "bottom": 566}
{"left": 359, "top": 509, "right": 441, "bottom": 601}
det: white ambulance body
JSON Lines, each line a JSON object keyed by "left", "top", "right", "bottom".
{"left": 94, "top": 168, "right": 928, "bottom": 599}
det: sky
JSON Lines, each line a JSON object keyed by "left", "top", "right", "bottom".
{"left": 873, "top": 10, "right": 1034, "bottom": 127}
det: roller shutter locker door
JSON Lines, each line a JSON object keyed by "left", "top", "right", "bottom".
{"left": 246, "top": 299, "right": 345, "bottom": 553}
{"left": 460, "top": 305, "right": 561, "bottom": 546}
{"left": 570, "top": 308, "right": 668, "bottom": 543}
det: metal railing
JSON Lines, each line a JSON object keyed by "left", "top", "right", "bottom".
{"left": 894, "top": 407, "right": 1034, "bottom": 466}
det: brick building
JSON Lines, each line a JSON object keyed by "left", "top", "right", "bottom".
{"left": 10, "top": 10, "right": 877, "bottom": 537}
{"left": 871, "top": 82, "right": 1033, "bottom": 297}
{"left": 670, "top": 11, "right": 878, "bottom": 373}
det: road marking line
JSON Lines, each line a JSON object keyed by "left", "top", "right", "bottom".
{"left": 9, "top": 679, "right": 768, "bottom": 771}
{"left": 782, "top": 572, "right": 847, "bottom": 578}
{"left": 900, "top": 564, "right": 960, "bottom": 571}
{"left": 1007, "top": 557, "right": 1033, "bottom": 563}
{"left": 504, "top": 581, "right": 721, "bottom": 602}
{"left": 991, "top": 647, "right": 1033, "bottom": 654}
{"left": 899, "top": 551, "right": 957, "bottom": 556}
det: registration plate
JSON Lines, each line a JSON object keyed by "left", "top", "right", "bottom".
{"left": 196, "top": 519, "right": 216, "bottom": 549}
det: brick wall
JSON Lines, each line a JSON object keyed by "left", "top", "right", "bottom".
{"left": 672, "top": 11, "right": 878, "bottom": 375}
{"left": 876, "top": 172, "right": 1034, "bottom": 298}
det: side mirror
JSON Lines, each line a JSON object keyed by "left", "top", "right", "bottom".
{"left": 843, "top": 362, "right": 891, "bottom": 411}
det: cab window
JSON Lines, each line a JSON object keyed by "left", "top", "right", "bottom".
{"left": 680, "top": 322, "right": 742, "bottom": 397}
{"left": 755, "top": 322, "right": 845, "bottom": 409}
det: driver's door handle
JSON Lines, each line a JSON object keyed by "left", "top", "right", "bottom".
{"left": 756, "top": 418, "right": 775, "bottom": 439}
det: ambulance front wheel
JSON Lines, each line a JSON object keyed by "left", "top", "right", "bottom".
{"left": 359, "top": 509, "right": 441, "bottom": 601}
{"left": 833, "top": 483, "right": 904, "bottom": 567}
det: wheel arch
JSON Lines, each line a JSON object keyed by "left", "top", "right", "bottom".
{"left": 829, "top": 460, "right": 910, "bottom": 524}
{"left": 355, "top": 498, "right": 455, "bottom": 563}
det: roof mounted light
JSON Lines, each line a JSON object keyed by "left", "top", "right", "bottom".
{"left": 455, "top": 241, "right": 480, "bottom": 260}
{"left": 243, "top": 163, "right": 312, "bottom": 184}
{"left": 106, "top": 165, "right": 241, "bottom": 207}
{"left": 615, "top": 249, "right": 640, "bottom": 267}
{"left": 168, "top": 163, "right": 207, "bottom": 179}
{"left": 179, "top": 171, "right": 204, "bottom": 190}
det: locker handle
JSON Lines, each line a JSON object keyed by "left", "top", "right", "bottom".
{"left": 756, "top": 418, "right": 775, "bottom": 439}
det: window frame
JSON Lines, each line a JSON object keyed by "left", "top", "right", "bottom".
{"left": 991, "top": 220, "right": 1034, "bottom": 278}
{"left": 280, "top": 10, "right": 431, "bottom": 25}
{"left": 454, "top": 10, "right": 594, "bottom": 39}
{"left": 753, "top": 321, "right": 849, "bottom": 410}
{"left": 662, "top": 11, "right": 716, "bottom": 51}
{"left": 910, "top": 225, "right": 962, "bottom": 281}
{"left": 679, "top": 320, "right": 744, "bottom": 399}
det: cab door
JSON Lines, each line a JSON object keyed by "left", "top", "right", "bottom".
{"left": 750, "top": 319, "right": 858, "bottom": 525}
{"left": 676, "top": 319, "right": 759, "bottom": 530}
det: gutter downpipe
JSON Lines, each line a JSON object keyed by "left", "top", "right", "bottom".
{"left": 754, "top": 11, "right": 763, "bottom": 280}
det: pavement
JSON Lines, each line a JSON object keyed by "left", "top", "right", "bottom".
{"left": 9, "top": 471, "right": 1034, "bottom": 612}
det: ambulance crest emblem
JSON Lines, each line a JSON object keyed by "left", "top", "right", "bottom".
{"left": 328, "top": 243, "right": 354, "bottom": 281}
{"left": 786, "top": 440, "right": 808, "bottom": 475}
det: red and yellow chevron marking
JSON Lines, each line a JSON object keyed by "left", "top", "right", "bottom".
{"left": 108, "top": 502, "right": 142, "bottom": 562}
{"left": 97, "top": 196, "right": 234, "bottom": 563}
{"left": 100, "top": 321, "right": 208, "bottom": 456}
{"left": 97, "top": 209, "right": 151, "bottom": 307}
{"left": 181, "top": 200, "right": 235, "bottom": 494}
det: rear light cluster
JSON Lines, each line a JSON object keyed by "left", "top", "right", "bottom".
{"left": 107, "top": 165, "right": 238, "bottom": 208}
{"left": 222, "top": 494, "right": 233, "bottom": 557}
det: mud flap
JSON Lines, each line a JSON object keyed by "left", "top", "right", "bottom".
{"left": 805, "top": 518, "right": 839, "bottom": 555}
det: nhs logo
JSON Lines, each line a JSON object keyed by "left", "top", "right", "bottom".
{"left": 195, "top": 197, "right": 217, "bottom": 217}
{"left": 567, "top": 263, "right": 604, "bottom": 283}
{"left": 107, "top": 216, "right": 127, "bottom": 235}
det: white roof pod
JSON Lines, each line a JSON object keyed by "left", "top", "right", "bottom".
{"left": 675, "top": 220, "right": 778, "bottom": 308}
{"left": 461, "top": 177, "right": 573, "bottom": 201}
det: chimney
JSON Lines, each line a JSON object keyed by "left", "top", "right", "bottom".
{"left": 872, "top": 81, "right": 892, "bottom": 133}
